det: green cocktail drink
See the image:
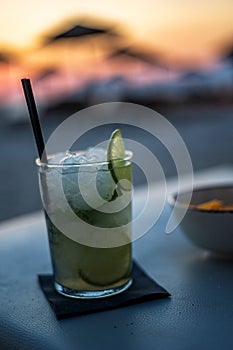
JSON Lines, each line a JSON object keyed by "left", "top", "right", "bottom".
{"left": 38, "top": 130, "right": 133, "bottom": 298}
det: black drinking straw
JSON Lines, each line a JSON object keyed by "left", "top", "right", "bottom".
{"left": 21, "top": 78, "right": 47, "bottom": 163}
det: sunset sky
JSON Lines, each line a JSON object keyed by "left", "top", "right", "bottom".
{"left": 1, "top": 0, "right": 233, "bottom": 59}
{"left": 0, "top": 0, "right": 233, "bottom": 103}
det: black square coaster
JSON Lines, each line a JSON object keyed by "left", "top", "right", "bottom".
{"left": 38, "top": 262, "right": 170, "bottom": 320}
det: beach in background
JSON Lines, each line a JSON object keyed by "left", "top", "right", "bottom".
{"left": 1, "top": 101, "right": 233, "bottom": 222}
{"left": 0, "top": 1, "right": 233, "bottom": 222}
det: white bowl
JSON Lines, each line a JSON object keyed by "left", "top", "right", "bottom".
{"left": 168, "top": 185, "right": 233, "bottom": 255}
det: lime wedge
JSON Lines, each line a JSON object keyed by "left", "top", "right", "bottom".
{"left": 107, "top": 129, "right": 126, "bottom": 161}
{"left": 107, "top": 129, "right": 132, "bottom": 191}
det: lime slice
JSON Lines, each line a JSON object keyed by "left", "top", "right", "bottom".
{"left": 107, "top": 129, "right": 132, "bottom": 191}
{"left": 107, "top": 129, "right": 126, "bottom": 161}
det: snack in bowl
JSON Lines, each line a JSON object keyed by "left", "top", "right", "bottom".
{"left": 168, "top": 185, "right": 233, "bottom": 256}
{"left": 192, "top": 199, "right": 233, "bottom": 211}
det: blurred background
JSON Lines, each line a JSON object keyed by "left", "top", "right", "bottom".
{"left": 0, "top": 0, "right": 233, "bottom": 221}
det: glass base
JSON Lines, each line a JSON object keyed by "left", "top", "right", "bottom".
{"left": 54, "top": 278, "right": 133, "bottom": 299}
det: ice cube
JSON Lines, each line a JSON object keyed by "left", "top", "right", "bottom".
{"left": 85, "top": 147, "right": 107, "bottom": 163}
{"left": 44, "top": 148, "right": 116, "bottom": 213}
{"left": 61, "top": 151, "right": 87, "bottom": 164}
{"left": 48, "top": 148, "right": 106, "bottom": 166}
{"left": 48, "top": 152, "right": 67, "bottom": 165}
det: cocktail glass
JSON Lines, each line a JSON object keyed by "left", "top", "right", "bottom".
{"left": 37, "top": 148, "right": 133, "bottom": 298}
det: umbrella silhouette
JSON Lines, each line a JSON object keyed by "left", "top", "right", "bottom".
{"left": 0, "top": 51, "right": 13, "bottom": 64}
{"left": 180, "top": 70, "right": 205, "bottom": 82}
{"left": 43, "top": 23, "right": 120, "bottom": 46}
{"left": 0, "top": 52, "right": 9, "bottom": 64}
{"left": 105, "top": 46, "right": 172, "bottom": 87}
{"left": 34, "top": 67, "right": 59, "bottom": 82}
{"left": 223, "top": 47, "right": 233, "bottom": 61}
{"left": 39, "top": 20, "right": 122, "bottom": 85}
{"left": 41, "top": 21, "right": 121, "bottom": 69}
{"left": 107, "top": 46, "right": 164, "bottom": 67}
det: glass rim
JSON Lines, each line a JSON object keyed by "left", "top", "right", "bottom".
{"left": 36, "top": 150, "right": 133, "bottom": 168}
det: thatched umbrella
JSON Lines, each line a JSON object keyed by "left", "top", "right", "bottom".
{"left": 0, "top": 50, "right": 16, "bottom": 65}
{"left": 107, "top": 46, "right": 164, "bottom": 67}
{"left": 0, "top": 52, "right": 10, "bottom": 64}
{"left": 43, "top": 23, "right": 119, "bottom": 45}
{"left": 40, "top": 21, "right": 122, "bottom": 83}
{"left": 222, "top": 47, "right": 233, "bottom": 62}
{"left": 106, "top": 45, "right": 168, "bottom": 84}
{"left": 34, "top": 67, "right": 59, "bottom": 82}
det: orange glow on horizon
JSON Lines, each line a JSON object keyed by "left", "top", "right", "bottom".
{"left": 1, "top": 0, "right": 233, "bottom": 57}
{"left": 0, "top": 0, "right": 233, "bottom": 105}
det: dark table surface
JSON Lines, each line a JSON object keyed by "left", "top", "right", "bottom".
{"left": 1, "top": 171, "right": 233, "bottom": 350}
